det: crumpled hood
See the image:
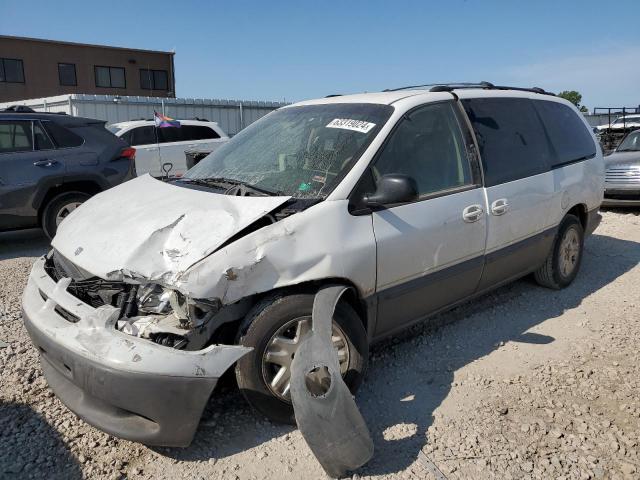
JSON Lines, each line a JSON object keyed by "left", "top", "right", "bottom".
{"left": 52, "top": 175, "right": 291, "bottom": 284}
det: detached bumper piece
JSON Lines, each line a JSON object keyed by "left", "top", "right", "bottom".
{"left": 22, "top": 256, "right": 251, "bottom": 447}
{"left": 290, "top": 286, "right": 373, "bottom": 478}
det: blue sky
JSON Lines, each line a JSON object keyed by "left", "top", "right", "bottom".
{"left": 2, "top": 0, "right": 639, "bottom": 109}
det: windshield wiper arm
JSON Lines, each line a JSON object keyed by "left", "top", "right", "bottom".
{"left": 183, "top": 177, "right": 284, "bottom": 196}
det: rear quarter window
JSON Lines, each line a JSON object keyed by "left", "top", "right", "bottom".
{"left": 43, "top": 121, "right": 84, "bottom": 148}
{"left": 533, "top": 100, "right": 596, "bottom": 167}
{"left": 462, "top": 98, "right": 553, "bottom": 186}
{"left": 158, "top": 127, "right": 183, "bottom": 143}
{"left": 182, "top": 125, "right": 220, "bottom": 141}
{"left": 129, "top": 126, "right": 157, "bottom": 145}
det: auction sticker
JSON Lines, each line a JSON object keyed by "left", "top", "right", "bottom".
{"left": 326, "top": 118, "right": 376, "bottom": 133}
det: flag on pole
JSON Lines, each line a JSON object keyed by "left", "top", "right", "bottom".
{"left": 154, "top": 111, "right": 181, "bottom": 128}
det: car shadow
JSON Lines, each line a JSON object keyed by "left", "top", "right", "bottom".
{"left": 0, "top": 402, "right": 83, "bottom": 479}
{"left": 155, "top": 233, "right": 640, "bottom": 475}
{"left": 0, "top": 229, "right": 50, "bottom": 261}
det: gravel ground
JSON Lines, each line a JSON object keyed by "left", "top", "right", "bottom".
{"left": 1, "top": 210, "right": 639, "bottom": 480}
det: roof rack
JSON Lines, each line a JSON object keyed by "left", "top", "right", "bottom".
{"left": 384, "top": 82, "right": 554, "bottom": 96}
{"left": 384, "top": 82, "right": 494, "bottom": 92}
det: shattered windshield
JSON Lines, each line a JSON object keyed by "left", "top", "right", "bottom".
{"left": 183, "top": 103, "right": 393, "bottom": 198}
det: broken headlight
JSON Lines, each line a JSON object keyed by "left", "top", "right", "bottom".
{"left": 117, "top": 284, "right": 222, "bottom": 349}
{"left": 136, "top": 285, "right": 219, "bottom": 326}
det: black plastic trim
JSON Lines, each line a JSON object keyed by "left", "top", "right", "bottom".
{"left": 368, "top": 225, "right": 558, "bottom": 340}
{"left": 550, "top": 153, "right": 597, "bottom": 170}
{"left": 373, "top": 255, "right": 484, "bottom": 337}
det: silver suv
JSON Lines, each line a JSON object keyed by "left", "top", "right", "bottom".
{"left": 22, "top": 83, "right": 604, "bottom": 447}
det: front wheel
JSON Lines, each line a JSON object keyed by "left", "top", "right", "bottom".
{"left": 534, "top": 214, "right": 584, "bottom": 289}
{"left": 235, "top": 292, "right": 368, "bottom": 424}
{"left": 41, "top": 192, "right": 90, "bottom": 239}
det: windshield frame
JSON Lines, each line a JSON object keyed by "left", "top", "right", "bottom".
{"left": 182, "top": 103, "right": 395, "bottom": 200}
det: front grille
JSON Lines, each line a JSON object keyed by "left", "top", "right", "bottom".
{"left": 606, "top": 165, "right": 640, "bottom": 184}
{"left": 44, "top": 254, "right": 131, "bottom": 310}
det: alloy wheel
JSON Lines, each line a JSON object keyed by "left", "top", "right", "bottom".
{"left": 261, "top": 316, "right": 349, "bottom": 401}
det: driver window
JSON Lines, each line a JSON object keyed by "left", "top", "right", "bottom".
{"left": 372, "top": 102, "right": 472, "bottom": 197}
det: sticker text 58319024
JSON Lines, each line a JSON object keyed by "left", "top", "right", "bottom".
{"left": 326, "top": 118, "right": 376, "bottom": 134}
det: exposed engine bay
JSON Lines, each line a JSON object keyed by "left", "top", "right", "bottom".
{"left": 44, "top": 252, "right": 234, "bottom": 351}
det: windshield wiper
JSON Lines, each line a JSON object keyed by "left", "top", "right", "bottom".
{"left": 182, "top": 177, "right": 284, "bottom": 196}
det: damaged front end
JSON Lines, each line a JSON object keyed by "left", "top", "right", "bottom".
{"left": 46, "top": 252, "right": 228, "bottom": 352}
{"left": 22, "top": 174, "right": 378, "bottom": 458}
{"left": 23, "top": 252, "right": 252, "bottom": 447}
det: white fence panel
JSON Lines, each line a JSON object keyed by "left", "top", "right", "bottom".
{"left": 0, "top": 94, "right": 288, "bottom": 136}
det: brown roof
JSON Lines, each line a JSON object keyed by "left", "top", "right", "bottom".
{"left": 0, "top": 35, "right": 174, "bottom": 56}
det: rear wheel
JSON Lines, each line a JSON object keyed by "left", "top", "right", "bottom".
{"left": 235, "top": 292, "right": 368, "bottom": 424}
{"left": 534, "top": 214, "right": 584, "bottom": 289}
{"left": 42, "top": 192, "right": 90, "bottom": 239}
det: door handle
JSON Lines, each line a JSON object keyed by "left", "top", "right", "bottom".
{"left": 33, "top": 159, "right": 58, "bottom": 167}
{"left": 462, "top": 204, "right": 484, "bottom": 223}
{"left": 490, "top": 198, "right": 510, "bottom": 216}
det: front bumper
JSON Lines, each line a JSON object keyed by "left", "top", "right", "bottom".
{"left": 603, "top": 186, "right": 640, "bottom": 206}
{"left": 22, "top": 256, "right": 251, "bottom": 447}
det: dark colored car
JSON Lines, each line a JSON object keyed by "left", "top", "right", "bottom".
{"left": 0, "top": 108, "right": 136, "bottom": 238}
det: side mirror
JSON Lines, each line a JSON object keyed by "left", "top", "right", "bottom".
{"left": 363, "top": 174, "right": 418, "bottom": 209}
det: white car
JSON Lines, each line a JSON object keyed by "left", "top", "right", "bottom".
{"left": 23, "top": 84, "right": 604, "bottom": 450}
{"left": 595, "top": 114, "right": 640, "bottom": 132}
{"left": 107, "top": 119, "right": 229, "bottom": 177}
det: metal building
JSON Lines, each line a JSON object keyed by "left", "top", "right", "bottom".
{"left": 0, "top": 94, "right": 288, "bottom": 136}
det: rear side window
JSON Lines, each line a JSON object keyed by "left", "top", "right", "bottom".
{"left": 0, "top": 120, "right": 32, "bottom": 153}
{"left": 462, "top": 98, "right": 553, "bottom": 186}
{"left": 33, "top": 122, "right": 54, "bottom": 150}
{"left": 42, "top": 122, "right": 84, "bottom": 148}
{"left": 533, "top": 100, "right": 596, "bottom": 167}
{"left": 182, "top": 125, "right": 220, "bottom": 141}
{"left": 128, "top": 126, "right": 157, "bottom": 145}
{"left": 158, "top": 127, "right": 183, "bottom": 143}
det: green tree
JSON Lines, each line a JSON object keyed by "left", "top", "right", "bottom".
{"left": 557, "top": 90, "right": 589, "bottom": 113}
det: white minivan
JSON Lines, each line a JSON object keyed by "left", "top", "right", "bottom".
{"left": 107, "top": 119, "right": 229, "bottom": 177}
{"left": 23, "top": 84, "right": 604, "bottom": 448}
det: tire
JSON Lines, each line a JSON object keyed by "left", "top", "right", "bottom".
{"left": 534, "top": 214, "right": 584, "bottom": 289}
{"left": 42, "top": 192, "right": 90, "bottom": 239}
{"left": 235, "top": 292, "right": 368, "bottom": 424}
